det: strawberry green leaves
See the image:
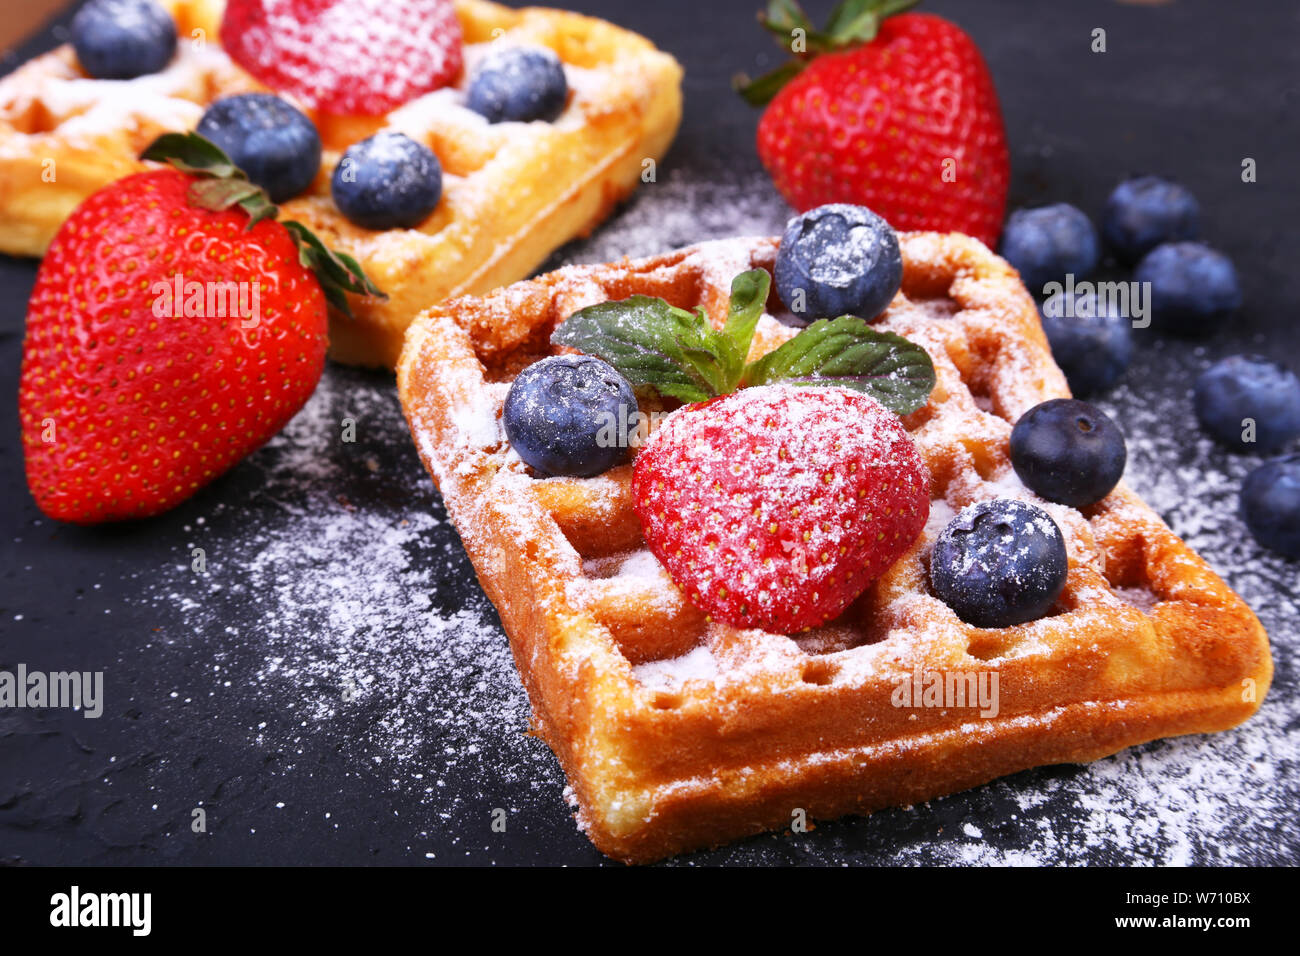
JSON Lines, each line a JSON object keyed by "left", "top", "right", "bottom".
{"left": 141, "top": 131, "right": 385, "bottom": 317}
{"left": 551, "top": 269, "right": 935, "bottom": 416}
{"left": 735, "top": 0, "right": 921, "bottom": 105}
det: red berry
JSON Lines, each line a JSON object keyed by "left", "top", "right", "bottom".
{"left": 19, "top": 169, "right": 329, "bottom": 524}
{"left": 633, "top": 385, "right": 930, "bottom": 633}
{"left": 220, "top": 0, "right": 463, "bottom": 116}
{"left": 756, "top": 13, "right": 1009, "bottom": 247}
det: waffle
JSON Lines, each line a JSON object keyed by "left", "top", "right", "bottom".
{"left": 399, "top": 232, "right": 1272, "bottom": 864}
{"left": 0, "top": 0, "right": 683, "bottom": 368}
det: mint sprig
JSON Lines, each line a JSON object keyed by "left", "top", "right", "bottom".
{"left": 550, "top": 268, "right": 936, "bottom": 416}
{"left": 141, "top": 132, "right": 385, "bottom": 317}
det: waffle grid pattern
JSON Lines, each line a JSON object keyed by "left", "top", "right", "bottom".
{"left": 398, "top": 233, "right": 1270, "bottom": 862}
{"left": 0, "top": 0, "right": 683, "bottom": 367}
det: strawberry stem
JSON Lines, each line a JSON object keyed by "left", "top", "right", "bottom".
{"left": 737, "top": 0, "right": 921, "bottom": 103}
{"left": 141, "top": 132, "right": 385, "bottom": 317}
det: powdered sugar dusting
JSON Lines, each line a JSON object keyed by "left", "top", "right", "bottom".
{"left": 130, "top": 367, "right": 561, "bottom": 853}
{"left": 124, "top": 164, "right": 1295, "bottom": 864}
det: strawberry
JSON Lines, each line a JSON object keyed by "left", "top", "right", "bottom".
{"left": 220, "top": 0, "right": 463, "bottom": 116}
{"left": 19, "top": 133, "right": 381, "bottom": 524}
{"left": 633, "top": 386, "right": 930, "bottom": 633}
{"left": 551, "top": 263, "right": 935, "bottom": 634}
{"left": 739, "top": 0, "right": 1010, "bottom": 247}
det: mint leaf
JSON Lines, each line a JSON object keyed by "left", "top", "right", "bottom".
{"left": 719, "top": 269, "right": 770, "bottom": 379}
{"left": 551, "top": 296, "right": 717, "bottom": 403}
{"left": 551, "top": 275, "right": 936, "bottom": 416}
{"left": 743, "top": 317, "right": 935, "bottom": 414}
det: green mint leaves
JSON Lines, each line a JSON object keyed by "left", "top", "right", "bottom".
{"left": 550, "top": 268, "right": 935, "bottom": 416}
{"left": 141, "top": 132, "right": 385, "bottom": 317}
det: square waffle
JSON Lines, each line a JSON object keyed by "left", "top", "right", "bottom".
{"left": 0, "top": 0, "right": 683, "bottom": 368}
{"left": 396, "top": 232, "right": 1273, "bottom": 864}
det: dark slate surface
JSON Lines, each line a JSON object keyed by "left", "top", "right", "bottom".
{"left": 1, "top": 0, "right": 1296, "bottom": 866}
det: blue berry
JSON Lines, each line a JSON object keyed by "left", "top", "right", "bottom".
{"left": 198, "top": 94, "right": 321, "bottom": 204}
{"left": 999, "top": 204, "right": 1099, "bottom": 294}
{"left": 1010, "top": 399, "right": 1127, "bottom": 508}
{"left": 331, "top": 132, "right": 442, "bottom": 231}
{"left": 1039, "top": 291, "right": 1134, "bottom": 396}
{"left": 467, "top": 46, "right": 568, "bottom": 123}
{"left": 1135, "top": 241, "right": 1241, "bottom": 336}
{"left": 774, "top": 204, "right": 902, "bottom": 324}
{"left": 1193, "top": 355, "right": 1300, "bottom": 454}
{"left": 1102, "top": 175, "right": 1200, "bottom": 264}
{"left": 930, "top": 499, "right": 1069, "bottom": 628}
{"left": 71, "top": 0, "right": 177, "bottom": 80}
{"left": 1241, "top": 455, "right": 1300, "bottom": 558}
{"left": 503, "top": 356, "right": 639, "bottom": 478}
{"left": 1237, "top": 455, "right": 1300, "bottom": 561}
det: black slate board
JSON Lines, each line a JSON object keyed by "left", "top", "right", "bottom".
{"left": 1, "top": 0, "right": 1297, "bottom": 866}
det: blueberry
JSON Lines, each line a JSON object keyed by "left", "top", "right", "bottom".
{"left": 1010, "top": 399, "right": 1127, "bottom": 508}
{"left": 999, "top": 204, "right": 1099, "bottom": 294}
{"left": 198, "top": 94, "right": 321, "bottom": 204}
{"left": 331, "top": 132, "right": 442, "bottom": 231}
{"left": 71, "top": 0, "right": 177, "bottom": 80}
{"left": 1241, "top": 455, "right": 1300, "bottom": 558}
{"left": 1135, "top": 241, "right": 1241, "bottom": 336}
{"left": 1103, "top": 175, "right": 1200, "bottom": 264}
{"left": 1039, "top": 291, "right": 1134, "bottom": 396}
{"left": 774, "top": 204, "right": 902, "bottom": 324}
{"left": 1193, "top": 355, "right": 1300, "bottom": 454}
{"left": 930, "top": 499, "right": 1069, "bottom": 628}
{"left": 503, "top": 356, "right": 639, "bottom": 477}
{"left": 467, "top": 46, "right": 568, "bottom": 123}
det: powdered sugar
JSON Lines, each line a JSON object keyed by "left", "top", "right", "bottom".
{"left": 126, "top": 166, "right": 1295, "bottom": 864}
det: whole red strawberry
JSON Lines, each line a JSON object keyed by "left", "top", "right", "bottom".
{"left": 632, "top": 385, "right": 930, "bottom": 633}
{"left": 19, "top": 133, "right": 380, "bottom": 524}
{"left": 221, "top": 0, "right": 463, "bottom": 116}
{"left": 740, "top": 1, "right": 1009, "bottom": 247}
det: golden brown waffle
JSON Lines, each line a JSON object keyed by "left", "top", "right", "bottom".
{"left": 397, "top": 235, "right": 1268, "bottom": 863}
{"left": 0, "top": 0, "right": 683, "bottom": 368}
{"left": 397, "top": 232, "right": 1272, "bottom": 864}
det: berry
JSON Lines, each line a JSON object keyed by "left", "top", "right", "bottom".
{"left": 1009, "top": 399, "right": 1127, "bottom": 508}
{"left": 773, "top": 204, "right": 902, "bottom": 324}
{"left": 1241, "top": 455, "right": 1300, "bottom": 558}
{"left": 220, "top": 0, "right": 462, "bottom": 116}
{"left": 331, "top": 132, "right": 442, "bottom": 231}
{"left": 633, "top": 385, "right": 930, "bottom": 634}
{"left": 999, "top": 204, "right": 1099, "bottom": 294}
{"left": 19, "top": 169, "right": 332, "bottom": 524}
{"left": 1038, "top": 290, "right": 1133, "bottom": 396}
{"left": 747, "top": 9, "right": 1009, "bottom": 247}
{"left": 197, "top": 94, "right": 321, "bottom": 203}
{"left": 1135, "top": 241, "right": 1241, "bottom": 336}
{"left": 71, "top": 0, "right": 177, "bottom": 80}
{"left": 930, "top": 499, "right": 1069, "bottom": 628}
{"left": 503, "top": 356, "right": 638, "bottom": 478}
{"left": 1193, "top": 355, "right": 1300, "bottom": 453}
{"left": 466, "top": 46, "right": 568, "bottom": 123}
{"left": 1102, "top": 175, "right": 1200, "bottom": 264}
